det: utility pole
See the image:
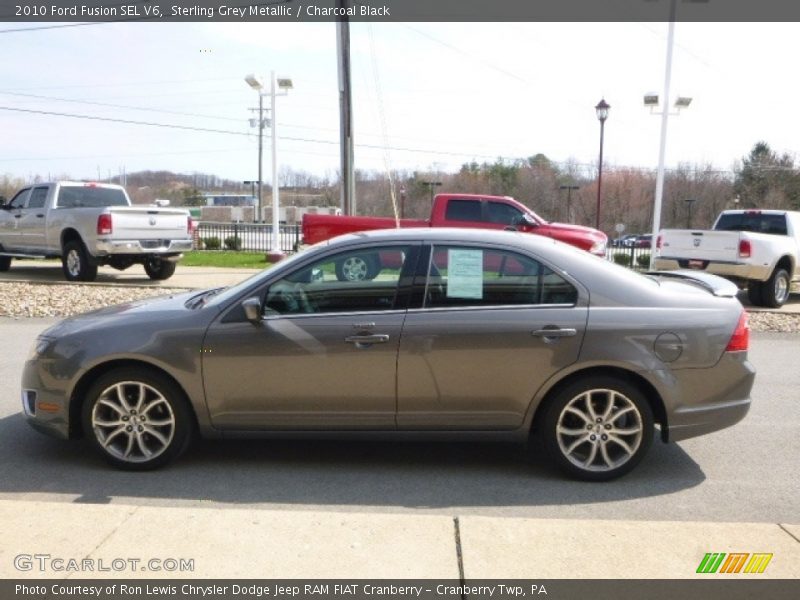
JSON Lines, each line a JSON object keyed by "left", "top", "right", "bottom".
{"left": 559, "top": 184, "right": 580, "bottom": 223}
{"left": 336, "top": 0, "right": 355, "bottom": 215}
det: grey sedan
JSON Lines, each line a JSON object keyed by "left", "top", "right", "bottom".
{"left": 22, "top": 228, "right": 754, "bottom": 480}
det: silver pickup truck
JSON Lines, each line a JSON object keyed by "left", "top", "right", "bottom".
{"left": 655, "top": 209, "right": 800, "bottom": 308}
{"left": 0, "top": 181, "right": 193, "bottom": 282}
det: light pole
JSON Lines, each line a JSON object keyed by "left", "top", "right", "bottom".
{"left": 595, "top": 98, "right": 610, "bottom": 231}
{"left": 559, "top": 184, "right": 580, "bottom": 223}
{"left": 245, "top": 72, "right": 293, "bottom": 258}
{"left": 243, "top": 180, "right": 260, "bottom": 221}
{"left": 422, "top": 181, "right": 442, "bottom": 208}
{"left": 685, "top": 198, "right": 696, "bottom": 228}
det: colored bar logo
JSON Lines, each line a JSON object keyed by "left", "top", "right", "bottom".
{"left": 697, "top": 552, "right": 773, "bottom": 574}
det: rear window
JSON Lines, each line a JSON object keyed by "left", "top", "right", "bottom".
{"left": 715, "top": 213, "right": 788, "bottom": 235}
{"left": 56, "top": 186, "right": 128, "bottom": 208}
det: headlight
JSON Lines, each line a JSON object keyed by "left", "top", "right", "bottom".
{"left": 27, "top": 337, "right": 53, "bottom": 361}
{"left": 590, "top": 241, "right": 607, "bottom": 255}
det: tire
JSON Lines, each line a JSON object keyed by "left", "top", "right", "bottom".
{"left": 62, "top": 240, "right": 98, "bottom": 282}
{"left": 81, "top": 367, "right": 193, "bottom": 470}
{"left": 335, "top": 254, "right": 378, "bottom": 281}
{"left": 760, "top": 268, "right": 791, "bottom": 308}
{"left": 0, "top": 256, "right": 10, "bottom": 272}
{"left": 143, "top": 257, "right": 177, "bottom": 280}
{"left": 746, "top": 283, "right": 764, "bottom": 307}
{"left": 539, "top": 375, "right": 654, "bottom": 481}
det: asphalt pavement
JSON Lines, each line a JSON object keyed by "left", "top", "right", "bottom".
{"left": 0, "top": 318, "right": 798, "bottom": 578}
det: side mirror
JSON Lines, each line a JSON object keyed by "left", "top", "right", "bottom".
{"left": 512, "top": 214, "right": 537, "bottom": 227}
{"left": 0, "top": 196, "right": 6, "bottom": 208}
{"left": 242, "top": 297, "right": 262, "bottom": 323}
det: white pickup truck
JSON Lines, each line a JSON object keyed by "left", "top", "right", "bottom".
{"left": 655, "top": 209, "right": 800, "bottom": 308}
{"left": 0, "top": 181, "right": 193, "bottom": 282}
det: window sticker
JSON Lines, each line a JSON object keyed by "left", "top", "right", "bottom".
{"left": 446, "top": 249, "right": 484, "bottom": 299}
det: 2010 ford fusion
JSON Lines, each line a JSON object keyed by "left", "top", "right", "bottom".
{"left": 22, "top": 228, "right": 755, "bottom": 480}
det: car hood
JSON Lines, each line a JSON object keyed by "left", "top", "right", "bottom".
{"left": 542, "top": 221, "right": 607, "bottom": 239}
{"left": 41, "top": 289, "right": 204, "bottom": 338}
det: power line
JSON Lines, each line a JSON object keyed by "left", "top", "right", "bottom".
{"left": 0, "top": 104, "right": 746, "bottom": 174}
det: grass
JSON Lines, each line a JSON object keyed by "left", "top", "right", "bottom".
{"left": 180, "top": 251, "right": 269, "bottom": 269}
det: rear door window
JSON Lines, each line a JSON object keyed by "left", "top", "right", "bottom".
{"left": 444, "top": 199, "right": 483, "bottom": 222}
{"left": 424, "top": 245, "right": 578, "bottom": 308}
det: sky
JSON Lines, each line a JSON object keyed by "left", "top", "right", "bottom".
{"left": 2, "top": 21, "right": 800, "bottom": 185}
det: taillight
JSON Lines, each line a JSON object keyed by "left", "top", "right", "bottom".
{"left": 656, "top": 235, "right": 662, "bottom": 250}
{"left": 725, "top": 311, "right": 750, "bottom": 352}
{"left": 187, "top": 216, "right": 195, "bottom": 233}
{"left": 97, "top": 214, "right": 113, "bottom": 235}
{"left": 739, "top": 239, "right": 751, "bottom": 258}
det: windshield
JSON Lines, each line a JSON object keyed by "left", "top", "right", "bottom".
{"left": 56, "top": 186, "right": 128, "bottom": 208}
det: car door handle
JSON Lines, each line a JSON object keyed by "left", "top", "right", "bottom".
{"left": 345, "top": 334, "right": 390, "bottom": 345}
{"left": 36, "top": 214, "right": 44, "bottom": 218}
{"left": 532, "top": 328, "right": 577, "bottom": 338}
{"left": 13, "top": 214, "right": 21, "bottom": 219}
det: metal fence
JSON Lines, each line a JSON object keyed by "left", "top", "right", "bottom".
{"left": 195, "top": 222, "right": 301, "bottom": 253}
{"left": 605, "top": 244, "right": 654, "bottom": 271}
{"left": 193, "top": 222, "right": 653, "bottom": 272}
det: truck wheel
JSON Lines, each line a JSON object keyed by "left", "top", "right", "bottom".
{"left": 62, "top": 240, "right": 98, "bottom": 282}
{"left": 144, "top": 258, "right": 177, "bottom": 280}
{"left": 0, "top": 256, "right": 10, "bottom": 272}
{"left": 761, "top": 268, "right": 791, "bottom": 308}
{"left": 746, "top": 283, "right": 764, "bottom": 307}
{"left": 335, "top": 254, "right": 378, "bottom": 281}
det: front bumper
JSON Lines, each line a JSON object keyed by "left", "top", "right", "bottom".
{"left": 21, "top": 358, "right": 72, "bottom": 440}
{"left": 92, "top": 238, "right": 193, "bottom": 257}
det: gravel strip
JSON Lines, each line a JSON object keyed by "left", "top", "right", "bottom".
{"left": 0, "top": 282, "right": 799, "bottom": 332}
{"left": 0, "top": 282, "right": 190, "bottom": 318}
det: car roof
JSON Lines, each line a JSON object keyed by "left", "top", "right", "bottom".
{"left": 332, "top": 226, "right": 563, "bottom": 249}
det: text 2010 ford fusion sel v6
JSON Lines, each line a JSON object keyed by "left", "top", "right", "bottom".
{"left": 22, "top": 228, "right": 754, "bottom": 480}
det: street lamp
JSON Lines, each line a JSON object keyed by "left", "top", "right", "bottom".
{"left": 595, "top": 98, "right": 610, "bottom": 231}
{"left": 422, "top": 181, "right": 442, "bottom": 207}
{"left": 559, "top": 184, "right": 580, "bottom": 223}
{"left": 245, "top": 71, "right": 293, "bottom": 258}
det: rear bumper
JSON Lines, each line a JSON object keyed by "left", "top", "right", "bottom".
{"left": 655, "top": 257, "right": 770, "bottom": 283}
{"left": 92, "top": 238, "right": 193, "bottom": 257}
{"left": 663, "top": 352, "right": 756, "bottom": 442}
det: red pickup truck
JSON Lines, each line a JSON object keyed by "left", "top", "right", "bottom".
{"left": 303, "top": 193, "right": 606, "bottom": 252}
{"left": 301, "top": 194, "right": 607, "bottom": 281}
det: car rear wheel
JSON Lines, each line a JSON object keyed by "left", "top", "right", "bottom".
{"left": 82, "top": 368, "right": 193, "bottom": 470}
{"left": 62, "top": 240, "right": 98, "bottom": 282}
{"left": 540, "top": 376, "right": 654, "bottom": 481}
{"left": 0, "top": 256, "right": 10, "bottom": 272}
{"left": 143, "top": 257, "right": 177, "bottom": 280}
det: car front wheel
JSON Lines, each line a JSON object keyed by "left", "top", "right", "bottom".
{"left": 82, "top": 368, "right": 193, "bottom": 470}
{"left": 540, "top": 376, "right": 654, "bottom": 481}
